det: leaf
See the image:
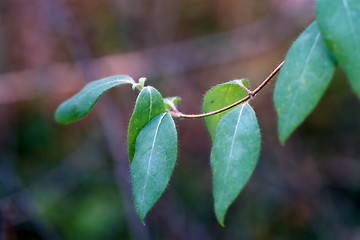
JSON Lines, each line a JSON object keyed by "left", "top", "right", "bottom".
{"left": 273, "top": 22, "right": 336, "bottom": 144}
{"left": 316, "top": 0, "right": 360, "bottom": 98}
{"left": 211, "top": 103, "right": 260, "bottom": 226}
{"left": 163, "top": 96, "right": 181, "bottom": 111}
{"left": 55, "top": 75, "right": 135, "bottom": 124}
{"left": 128, "top": 86, "right": 166, "bottom": 162}
{"left": 130, "top": 113, "right": 178, "bottom": 224}
{"left": 202, "top": 79, "right": 249, "bottom": 141}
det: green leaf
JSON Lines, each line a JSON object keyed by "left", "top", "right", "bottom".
{"left": 163, "top": 96, "right": 181, "bottom": 111}
{"left": 316, "top": 0, "right": 360, "bottom": 98}
{"left": 128, "top": 86, "right": 166, "bottom": 162}
{"left": 273, "top": 22, "right": 336, "bottom": 144}
{"left": 55, "top": 75, "right": 134, "bottom": 124}
{"left": 211, "top": 103, "right": 260, "bottom": 226}
{"left": 202, "top": 80, "right": 249, "bottom": 141}
{"left": 130, "top": 113, "right": 178, "bottom": 224}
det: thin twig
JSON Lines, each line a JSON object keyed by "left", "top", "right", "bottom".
{"left": 170, "top": 60, "right": 284, "bottom": 118}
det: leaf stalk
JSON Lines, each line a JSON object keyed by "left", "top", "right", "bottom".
{"left": 168, "top": 61, "right": 284, "bottom": 119}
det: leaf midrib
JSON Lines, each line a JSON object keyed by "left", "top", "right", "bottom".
{"left": 283, "top": 32, "right": 321, "bottom": 132}
{"left": 218, "top": 104, "right": 247, "bottom": 208}
{"left": 140, "top": 113, "right": 167, "bottom": 209}
{"left": 86, "top": 79, "right": 133, "bottom": 96}
{"left": 342, "top": 0, "right": 359, "bottom": 52}
{"left": 147, "top": 88, "right": 153, "bottom": 122}
{"left": 224, "top": 104, "right": 246, "bottom": 183}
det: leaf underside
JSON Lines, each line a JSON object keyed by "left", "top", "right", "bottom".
{"left": 273, "top": 22, "right": 336, "bottom": 144}
{"left": 211, "top": 103, "right": 261, "bottom": 226}
{"left": 202, "top": 80, "right": 249, "bottom": 141}
{"left": 130, "top": 113, "right": 178, "bottom": 224}
{"left": 317, "top": 0, "right": 360, "bottom": 98}
{"left": 55, "top": 75, "right": 134, "bottom": 124}
{"left": 128, "top": 86, "right": 166, "bottom": 162}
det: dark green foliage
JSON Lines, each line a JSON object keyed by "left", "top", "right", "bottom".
{"left": 202, "top": 80, "right": 249, "bottom": 140}
{"left": 317, "top": 0, "right": 360, "bottom": 97}
{"left": 274, "top": 22, "right": 336, "bottom": 143}
{"left": 130, "top": 113, "right": 178, "bottom": 223}
{"left": 55, "top": 75, "right": 134, "bottom": 124}
{"left": 127, "top": 87, "right": 166, "bottom": 162}
{"left": 211, "top": 103, "right": 260, "bottom": 226}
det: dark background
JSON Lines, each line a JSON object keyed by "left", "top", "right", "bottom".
{"left": 0, "top": 0, "right": 360, "bottom": 239}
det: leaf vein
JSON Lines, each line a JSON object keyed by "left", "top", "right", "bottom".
{"left": 283, "top": 33, "right": 320, "bottom": 128}
{"left": 342, "top": 0, "right": 359, "bottom": 51}
{"left": 148, "top": 88, "right": 153, "bottom": 121}
{"left": 223, "top": 104, "right": 246, "bottom": 183}
{"left": 87, "top": 79, "right": 132, "bottom": 95}
{"left": 140, "top": 113, "right": 167, "bottom": 209}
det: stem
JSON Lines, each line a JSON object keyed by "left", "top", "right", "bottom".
{"left": 170, "top": 61, "right": 284, "bottom": 119}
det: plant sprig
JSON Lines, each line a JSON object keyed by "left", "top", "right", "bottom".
{"left": 54, "top": 0, "right": 360, "bottom": 226}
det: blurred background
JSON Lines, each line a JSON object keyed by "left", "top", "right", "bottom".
{"left": 0, "top": 0, "right": 360, "bottom": 239}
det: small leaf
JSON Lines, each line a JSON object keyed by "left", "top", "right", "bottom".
{"left": 55, "top": 75, "right": 134, "bottom": 124}
{"left": 128, "top": 86, "right": 166, "bottom": 162}
{"left": 274, "top": 22, "right": 336, "bottom": 144}
{"left": 130, "top": 113, "right": 178, "bottom": 224}
{"left": 202, "top": 80, "right": 249, "bottom": 141}
{"left": 317, "top": 0, "right": 360, "bottom": 98}
{"left": 163, "top": 96, "right": 181, "bottom": 111}
{"left": 211, "top": 103, "right": 260, "bottom": 226}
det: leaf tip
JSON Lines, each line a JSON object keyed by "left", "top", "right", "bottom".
{"left": 278, "top": 135, "right": 287, "bottom": 146}
{"left": 218, "top": 220, "right": 225, "bottom": 227}
{"left": 134, "top": 206, "right": 149, "bottom": 226}
{"left": 215, "top": 213, "right": 226, "bottom": 227}
{"left": 54, "top": 106, "right": 68, "bottom": 125}
{"left": 278, "top": 135, "right": 287, "bottom": 145}
{"left": 277, "top": 125, "right": 291, "bottom": 145}
{"left": 54, "top": 102, "right": 78, "bottom": 125}
{"left": 276, "top": 117, "right": 292, "bottom": 145}
{"left": 215, "top": 205, "right": 227, "bottom": 227}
